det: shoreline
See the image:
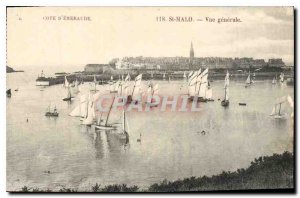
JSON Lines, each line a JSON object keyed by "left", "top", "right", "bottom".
{"left": 9, "top": 151, "right": 294, "bottom": 192}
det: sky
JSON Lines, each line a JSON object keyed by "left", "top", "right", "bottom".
{"left": 7, "top": 7, "right": 294, "bottom": 71}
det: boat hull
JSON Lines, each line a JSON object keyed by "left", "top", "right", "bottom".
{"left": 274, "top": 115, "right": 286, "bottom": 119}
{"left": 45, "top": 112, "right": 59, "bottom": 117}
{"left": 221, "top": 100, "right": 229, "bottom": 107}
{"left": 198, "top": 97, "right": 207, "bottom": 102}
{"left": 36, "top": 81, "right": 50, "bottom": 86}
{"left": 63, "top": 97, "right": 73, "bottom": 101}
{"left": 95, "top": 125, "right": 117, "bottom": 130}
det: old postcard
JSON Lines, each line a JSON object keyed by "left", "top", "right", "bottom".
{"left": 6, "top": 7, "right": 294, "bottom": 192}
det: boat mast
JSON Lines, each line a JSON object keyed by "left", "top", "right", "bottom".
{"left": 120, "top": 82, "right": 123, "bottom": 96}
{"left": 131, "top": 79, "right": 137, "bottom": 97}
{"left": 67, "top": 87, "right": 71, "bottom": 98}
{"left": 123, "top": 110, "right": 126, "bottom": 132}
{"left": 105, "top": 96, "right": 115, "bottom": 126}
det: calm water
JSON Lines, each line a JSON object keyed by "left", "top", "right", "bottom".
{"left": 7, "top": 71, "right": 294, "bottom": 191}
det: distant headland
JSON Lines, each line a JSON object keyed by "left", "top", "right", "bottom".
{"left": 6, "top": 66, "right": 24, "bottom": 73}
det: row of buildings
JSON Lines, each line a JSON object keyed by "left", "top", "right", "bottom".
{"left": 84, "top": 42, "right": 286, "bottom": 73}
{"left": 113, "top": 56, "right": 285, "bottom": 71}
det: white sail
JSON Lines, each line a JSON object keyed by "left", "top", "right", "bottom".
{"left": 125, "top": 73, "right": 131, "bottom": 81}
{"left": 153, "top": 84, "right": 159, "bottom": 95}
{"left": 198, "top": 74, "right": 208, "bottom": 98}
{"left": 111, "top": 76, "right": 113, "bottom": 81}
{"left": 287, "top": 95, "right": 294, "bottom": 108}
{"left": 225, "top": 87, "right": 229, "bottom": 100}
{"left": 80, "top": 95, "right": 88, "bottom": 117}
{"left": 122, "top": 74, "right": 132, "bottom": 98}
{"left": 195, "top": 69, "right": 203, "bottom": 95}
{"left": 206, "top": 88, "right": 213, "bottom": 99}
{"left": 147, "top": 86, "right": 152, "bottom": 96}
{"left": 270, "top": 96, "right": 286, "bottom": 116}
{"left": 123, "top": 83, "right": 130, "bottom": 98}
{"left": 123, "top": 110, "right": 126, "bottom": 132}
{"left": 225, "top": 71, "right": 230, "bottom": 87}
{"left": 69, "top": 94, "right": 88, "bottom": 117}
{"left": 69, "top": 105, "right": 81, "bottom": 117}
{"left": 280, "top": 73, "right": 284, "bottom": 82}
{"left": 66, "top": 87, "right": 72, "bottom": 98}
{"left": 275, "top": 96, "right": 286, "bottom": 104}
{"left": 272, "top": 77, "right": 276, "bottom": 84}
{"left": 270, "top": 106, "right": 276, "bottom": 116}
{"left": 197, "top": 69, "right": 208, "bottom": 98}
{"left": 64, "top": 76, "right": 70, "bottom": 88}
{"left": 246, "top": 74, "right": 251, "bottom": 84}
{"left": 117, "top": 81, "right": 123, "bottom": 96}
{"left": 188, "top": 71, "right": 198, "bottom": 97}
{"left": 82, "top": 97, "right": 95, "bottom": 125}
{"left": 183, "top": 71, "right": 186, "bottom": 78}
{"left": 188, "top": 71, "right": 194, "bottom": 82}
{"left": 132, "top": 74, "right": 143, "bottom": 101}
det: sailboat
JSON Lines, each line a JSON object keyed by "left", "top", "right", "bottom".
{"left": 126, "top": 73, "right": 131, "bottom": 81}
{"left": 69, "top": 95, "right": 88, "bottom": 118}
{"left": 72, "top": 79, "right": 80, "bottom": 94}
{"left": 270, "top": 96, "right": 287, "bottom": 119}
{"left": 64, "top": 76, "right": 70, "bottom": 88}
{"left": 82, "top": 95, "right": 96, "bottom": 125}
{"left": 221, "top": 71, "right": 230, "bottom": 107}
{"left": 119, "top": 110, "right": 129, "bottom": 142}
{"left": 206, "top": 88, "right": 213, "bottom": 101}
{"left": 245, "top": 72, "right": 251, "bottom": 88}
{"left": 146, "top": 84, "right": 159, "bottom": 106}
{"left": 95, "top": 96, "right": 118, "bottom": 130}
{"left": 197, "top": 68, "right": 209, "bottom": 102}
{"left": 188, "top": 69, "right": 201, "bottom": 100}
{"left": 109, "top": 81, "right": 119, "bottom": 93}
{"left": 90, "top": 75, "right": 97, "bottom": 92}
{"left": 45, "top": 105, "right": 59, "bottom": 117}
{"left": 6, "top": 89, "right": 11, "bottom": 97}
{"left": 128, "top": 74, "right": 142, "bottom": 104}
{"left": 117, "top": 81, "right": 124, "bottom": 97}
{"left": 62, "top": 87, "right": 74, "bottom": 101}
{"left": 272, "top": 77, "right": 276, "bottom": 84}
{"left": 279, "top": 73, "right": 285, "bottom": 83}
{"left": 163, "top": 73, "right": 166, "bottom": 80}
{"left": 183, "top": 71, "right": 186, "bottom": 80}
{"left": 206, "top": 81, "right": 214, "bottom": 102}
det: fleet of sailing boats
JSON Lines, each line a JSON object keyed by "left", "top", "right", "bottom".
{"left": 187, "top": 68, "right": 212, "bottom": 102}
{"left": 68, "top": 73, "right": 144, "bottom": 142}
{"left": 63, "top": 67, "right": 293, "bottom": 146}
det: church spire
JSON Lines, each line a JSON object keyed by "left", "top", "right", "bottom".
{"left": 189, "top": 41, "right": 194, "bottom": 66}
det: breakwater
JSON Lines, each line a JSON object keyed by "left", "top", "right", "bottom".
{"left": 39, "top": 70, "right": 294, "bottom": 86}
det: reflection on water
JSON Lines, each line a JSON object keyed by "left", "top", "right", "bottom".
{"left": 6, "top": 71, "right": 294, "bottom": 191}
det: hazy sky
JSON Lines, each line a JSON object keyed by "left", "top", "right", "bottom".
{"left": 7, "top": 7, "right": 294, "bottom": 70}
